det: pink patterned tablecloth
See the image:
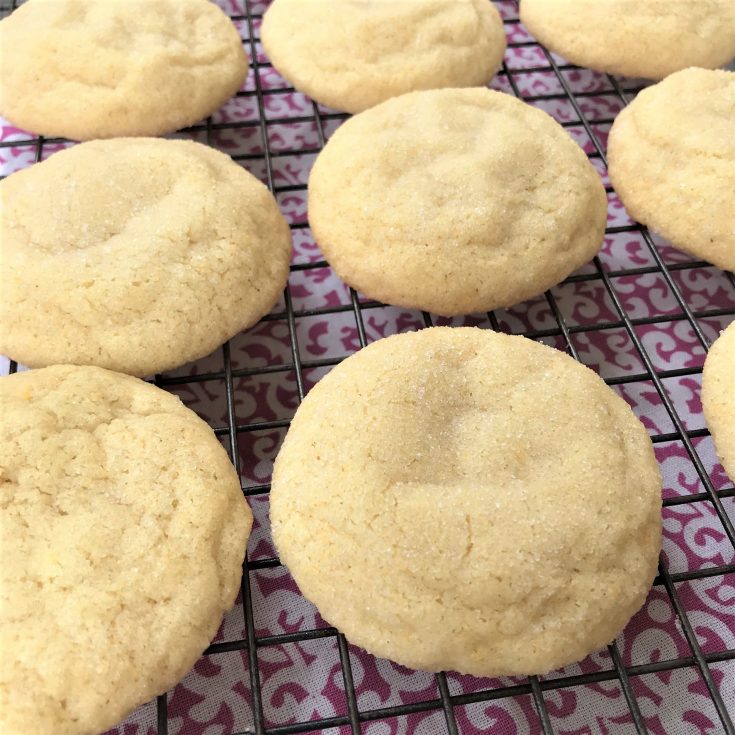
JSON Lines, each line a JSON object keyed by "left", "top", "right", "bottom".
{"left": 1, "top": 1, "right": 733, "bottom": 734}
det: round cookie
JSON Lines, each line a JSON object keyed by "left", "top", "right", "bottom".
{"left": 0, "top": 0, "right": 248, "bottom": 140}
{"left": 261, "top": 0, "right": 506, "bottom": 113}
{"left": 308, "top": 88, "right": 607, "bottom": 316}
{"left": 519, "top": 0, "right": 735, "bottom": 80}
{"left": 607, "top": 68, "right": 735, "bottom": 272}
{"left": 0, "top": 138, "right": 292, "bottom": 377}
{"left": 0, "top": 364, "right": 252, "bottom": 735}
{"left": 702, "top": 321, "right": 735, "bottom": 483}
{"left": 271, "top": 327, "right": 662, "bottom": 676}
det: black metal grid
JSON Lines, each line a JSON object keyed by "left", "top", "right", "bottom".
{"left": 2, "top": 0, "right": 734, "bottom": 733}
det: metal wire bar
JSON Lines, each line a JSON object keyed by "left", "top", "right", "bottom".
{"left": 154, "top": 337, "right": 733, "bottom": 393}
{"left": 657, "top": 562, "right": 735, "bottom": 735}
{"left": 336, "top": 633, "right": 363, "bottom": 735}
{"left": 221, "top": 5, "right": 286, "bottom": 732}
{"left": 157, "top": 694, "right": 168, "bottom": 735}
{"left": 225, "top": 338, "right": 267, "bottom": 735}
{"left": 607, "top": 644, "right": 648, "bottom": 735}
{"left": 529, "top": 676, "right": 555, "bottom": 735}
{"left": 436, "top": 672, "right": 460, "bottom": 735}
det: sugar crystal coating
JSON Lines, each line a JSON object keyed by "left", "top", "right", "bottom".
{"left": 0, "top": 0, "right": 248, "bottom": 139}
{"left": 0, "top": 138, "right": 292, "bottom": 376}
{"left": 0, "top": 365, "right": 252, "bottom": 735}
{"left": 308, "top": 88, "right": 607, "bottom": 316}
{"left": 262, "top": 0, "right": 506, "bottom": 113}
{"left": 271, "top": 327, "right": 662, "bottom": 676}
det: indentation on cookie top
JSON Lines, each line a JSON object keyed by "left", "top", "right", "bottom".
{"left": 308, "top": 88, "right": 607, "bottom": 316}
{"left": 0, "top": 0, "right": 248, "bottom": 139}
{"left": 261, "top": 0, "right": 506, "bottom": 113}
{"left": 607, "top": 68, "right": 735, "bottom": 272}
{"left": 270, "top": 327, "right": 662, "bottom": 677}
{"left": 1, "top": 364, "right": 252, "bottom": 735}
{"left": 0, "top": 138, "right": 292, "bottom": 377}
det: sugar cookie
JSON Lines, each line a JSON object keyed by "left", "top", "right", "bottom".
{"left": 271, "top": 327, "right": 662, "bottom": 676}
{"left": 0, "top": 0, "right": 248, "bottom": 139}
{"left": 261, "top": 0, "right": 506, "bottom": 113}
{"left": 0, "top": 138, "right": 291, "bottom": 376}
{"left": 0, "top": 364, "right": 251, "bottom": 735}
{"left": 520, "top": 0, "right": 735, "bottom": 80}
{"left": 703, "top": 321, "right": 735, "bottom": 483}
{"left": 608, "top": 68, "right": 735, "bottom": 272}
{"left": 308, "top": 88, "right": 607, "bottom": 316}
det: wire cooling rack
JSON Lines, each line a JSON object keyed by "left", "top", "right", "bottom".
{"left": 1, "top": 1, "right": 734, "bottom": 734}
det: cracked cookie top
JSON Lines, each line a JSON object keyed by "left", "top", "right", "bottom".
{"left": 308, "top": 87, "right": 607, "bottom": 316}
{"left": 270, "top": 326, "right": 661, "bottom": 677}
{"left": 0, "top": 0, "right": 248, "bottom": 139}
{"left": 608, "top": 68, "right": 735, "bottom": 272}
{"left": 0, "top": 138, "right": 292, "bottom": 376}
{"left": 261, "top": 0, "right": 506, "bottom": 113}
{"left": 0, "top": 364, "right": 252, "bottom": 735}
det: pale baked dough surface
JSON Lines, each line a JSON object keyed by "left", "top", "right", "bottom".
{"left": 703, "top": 321, "right": 735, "bottom": 483}
{"left": 520, "top": 0, "right": 735, "bottom": 80}
{"left": 308, "top": 88, "right": 607, "bottom": 316}
{"left": 608, "top": 68, "right": 735, "bottom": 272}
{"left": 261, "top": 0, "right": 506, "bottom": 113}
{"left": 0, "top": 138, "right": 292, "bottom": 377}
{"left": 0, "top": 0, "right": 248, "bottom": 139}
{"left": 271, "top": 327, "right": 662, "bottom": 676}
{"left": 0, "top": 365, "right": 252, "bottom": 735}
